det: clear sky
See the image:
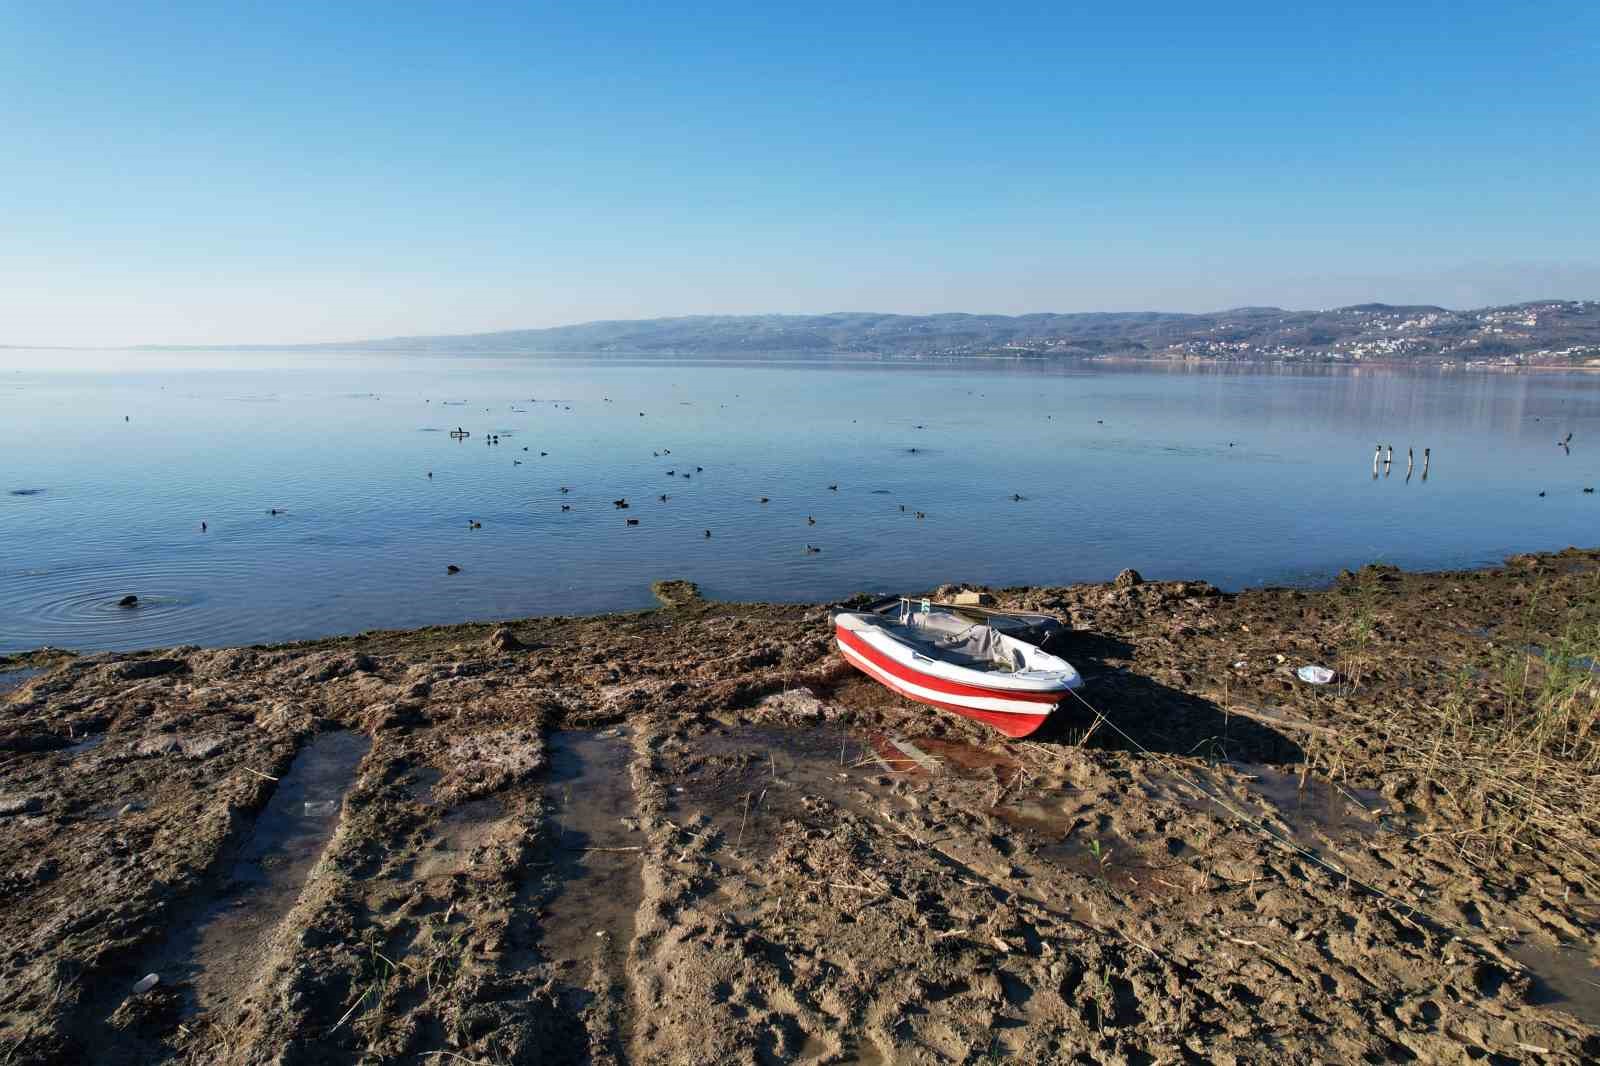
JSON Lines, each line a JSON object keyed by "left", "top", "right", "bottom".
{"left": 2, "top": 2, "right": 1597, "bottom": 346}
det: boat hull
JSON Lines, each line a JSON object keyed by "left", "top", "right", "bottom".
{"left": 834, "top": 622, "right": 1061, "bottom": 738}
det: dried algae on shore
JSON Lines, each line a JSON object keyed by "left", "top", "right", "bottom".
{"left": 2, "top": 550, "right": 1599, "bottom": 1063}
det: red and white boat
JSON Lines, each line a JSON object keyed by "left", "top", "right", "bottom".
{"left": 833, "top": 599, "right": 1083, "bottom": 738}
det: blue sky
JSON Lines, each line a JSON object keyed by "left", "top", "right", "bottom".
{"left": 2, "top": 1, "right": 1597, "bottom": 345}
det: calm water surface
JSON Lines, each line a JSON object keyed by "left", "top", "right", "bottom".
{"left": 3, "top": 351, "right": 1597, "bottom": 652}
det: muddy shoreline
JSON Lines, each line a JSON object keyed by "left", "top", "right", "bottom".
{"left": 3, "top": 550, "right": 1599, "bottom": 1064}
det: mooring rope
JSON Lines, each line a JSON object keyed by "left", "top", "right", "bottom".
{"left": 1060, "top": 685, "right": 1463, "bottom": 938}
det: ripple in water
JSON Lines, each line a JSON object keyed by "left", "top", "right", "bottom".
{"left": 0, "top": 557, "right": 260, "bottom": 652}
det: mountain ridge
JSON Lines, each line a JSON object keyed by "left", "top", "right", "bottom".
{"left": 132, "top": 300, "right": 1600, "bottom": 364}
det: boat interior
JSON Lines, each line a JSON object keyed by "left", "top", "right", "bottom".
{"left": 860, "top": 606, "right": 1028, "bottom": 673}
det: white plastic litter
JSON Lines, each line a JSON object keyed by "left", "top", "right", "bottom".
{"left": 132, "top": 973, "right": 159, "bottom": 995}
{"left": 1297, "top": 665, "right": 1335, "bottom": 685}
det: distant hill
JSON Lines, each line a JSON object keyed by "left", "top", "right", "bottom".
{"left": 170, "top": 302, "right": 1600, "bottom": 365}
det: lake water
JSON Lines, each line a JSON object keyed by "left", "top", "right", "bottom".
{"left": 2, "top": 351, "right": 1597, "bottom": 653}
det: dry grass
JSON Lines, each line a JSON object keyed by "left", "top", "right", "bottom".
{"left": 1338, "top": 570, "right": 1600, "bottom": 894}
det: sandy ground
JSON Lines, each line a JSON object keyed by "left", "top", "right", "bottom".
{"left": 2, "top": 551, "right": 1599, "bottom": 1064}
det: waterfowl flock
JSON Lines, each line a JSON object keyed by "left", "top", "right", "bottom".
{"left": 403, "top": 413, "right": 1583, "bottom": 580}
{"left": 1372, "top": 441, "right": 1433, "bottom": 481}
{"left": 1364, "top": 432, "right": 1594, "bottom": 497}
{"left": 152, "top": 391, "right": 1587, "bottom": 609}
{"left": 409, "top": 403, "right": 988, "bottom": 569}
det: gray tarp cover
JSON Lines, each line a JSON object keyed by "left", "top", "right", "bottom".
{"left": 860, "top": 603, "right": 1063, "bottom": 672}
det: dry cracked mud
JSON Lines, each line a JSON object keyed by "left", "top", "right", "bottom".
{"left": 2, "top": 551, "right": 1599, "bottom": 1063}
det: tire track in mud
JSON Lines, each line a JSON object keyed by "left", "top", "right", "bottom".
{"left": 206, "top": 720, "right": 553, "bottom": 1066}
{"left": 65, "top": 728, "right": 371, "bottom": 1066}
{"left": 124, "top": 719, "right": 524, "bottom": 1065}
{"left": 535, "top": 728, "right": 646, "bottom": 1066}
{"left": 92, "top": 708, "right": 654, "bottom": 1066}
{"left": 192, "top": 717, "right": 649, "bottom": 1056}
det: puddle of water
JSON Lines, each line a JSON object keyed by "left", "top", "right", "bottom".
{"left": 799, "top": 1032, "right": 890, "bottom": 1065}
{"left": 185, "top": 730, "right": 371, "bottom": 1012}
{"left": 687, "top": 725, "right": 1199, "bottom": 909}
{"left": 1002, "top": 817, "right": 1147, "bottom": 883}
{"left": 0, "top": 667, "right": 45, "bottom": 694}
{"left": 1509, "top": 941, "right": 1600, "bottom": 1026}
{"left": 988, "top": 792, "right": 1080, "bottom": 837}
{"left": 405, "top": 765, "right": 444, "bottom": 805}
{"left": 392, "top": 758, "right": 502, "bottom": 881}
{"left": 1526, "top": 644, "right": 1600, "bottom": 676}
{"left": 689, "top": 726, "right": 1177, "bottom": 900}
{"left": 540, "top": 730, "right": 643, "bottom": 968}
{"left": 416, "top": 797, "right": 503, "bottom": 881}
{"left": 866, "top": 733, "right": 1019, "bottom": 781}
{"left": 1228, "top": 763, "right": 1384, "bottom": 843}
{"left": 680, "top": 725, "right": 876, "bottom": 852}
{"left": 65, "top": 734, "right": 106, "bottom": 757}
{"left": 861, "top": 734, "right": 1159, "bottom": 884}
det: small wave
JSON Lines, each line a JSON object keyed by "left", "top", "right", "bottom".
{"left": 0, "top": 557, "right": 264, "bottom": 652}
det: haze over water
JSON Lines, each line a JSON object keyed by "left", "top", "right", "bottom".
{"left": 3, "top": 351, "right": 1597, "bottom": 654}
